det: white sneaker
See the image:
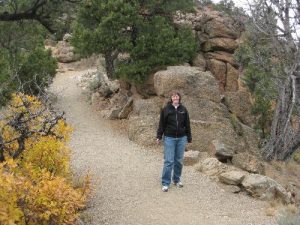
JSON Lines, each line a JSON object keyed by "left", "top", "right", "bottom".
{"left": 162, "top": 186, "right": 169, "bottom": 192}
{"left": 173, "top": 181, "right": 183, "bottom": 188}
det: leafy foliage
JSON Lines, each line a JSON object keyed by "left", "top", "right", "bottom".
{"left": 0, "top": 93, "right": 90, "bottom": 225}
{"left": 0, "top": 20, "right": 46, "bottom": 105}
{"left": 213, "top": 0, "right": 239, "bottom": 14}
{"left": 71, "top": 0, "right": 197, "bottom": 82}
{"left": 235, "top": 29, "right": 280, "bottom": 138}
{"left": 0, "top": 0, "right": 78, "bottom": 106}
{"left": 0, "top": 49, "right": 14, "bottom": 105}
{"left": 197, "top": 0, "right": 213, "bottom": 6}
{"left": 115, "top": 17, "right": 197, "bottom": 83}
{"left": 0, "top": 0, "right": 77, "bottom": 35}
{"left": 0, "top": 93, "right": 68, "bottom": 162}
{"left": 0, "top": 47, "right": 57, "bottom": 106}
{"left": 18, "top": 48, "right": 57, "bottom": 95}
{"left": 0, "top": 160, "right": 89, "bottom": 225}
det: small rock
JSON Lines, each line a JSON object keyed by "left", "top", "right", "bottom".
{"left": 108, "top": 108, "right": 122, "bottom": 120}
{"left": 195, "top": 157, "right": 228, "bottom": 176}
{"left": 219, "top": 170, "right": 247, "bottom": 185}
{"left": 118, "top": 97, "right": 133, "bottom": 119}
{"left": 212, "top": 139, "right": 234, "bottom": 163}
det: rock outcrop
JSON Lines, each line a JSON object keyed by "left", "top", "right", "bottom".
{"left": 241, "top": 174, "right": 292, "bottom": 203}
{"left": 128, "top": 65, "right": 260, "bottom": 163}
{"left": 82, "top": 6, "right": 296, "bottom": 204}
{"left": 174, "top": 7, "right": 243, "bottom": 93}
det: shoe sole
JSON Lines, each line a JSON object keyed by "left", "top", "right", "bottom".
{"left": 173, "top": 183, "right": 183, "bottom": 188}
{"left": 162, "top": 186, "right": 169, "bottom": 192}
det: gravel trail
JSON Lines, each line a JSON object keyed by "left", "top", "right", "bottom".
{"left": 50, "top": 65, "right": 277, "bottom": 225}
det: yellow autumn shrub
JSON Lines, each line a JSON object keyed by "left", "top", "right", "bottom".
{"left": 0, "top": 160, "right": 27, "bottom": 224}
{"left": 24, "top": 170, "right": 87, "bottom": 224}
{"left": 22, "top": 136, "right": 71, "bottom": 177}
{"left": 0, "top": 93, "right": 90, "bottom": 225}
{"left": 0, "top": 161, "right": 89, "bottom": 225}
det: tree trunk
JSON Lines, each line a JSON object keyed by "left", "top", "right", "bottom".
{"left": 104, "top": 51, "right": 118, "bottom": 79}
{"left": 263, "top": 64, "right": 300, "bottom": 160}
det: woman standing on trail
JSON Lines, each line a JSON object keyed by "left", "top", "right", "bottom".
{"left": 156, "top": 91, "right": 192, "bottom": 192}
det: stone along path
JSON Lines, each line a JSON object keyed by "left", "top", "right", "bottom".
{"left": 50, "top": 65, "right": 277, "bottom": 225}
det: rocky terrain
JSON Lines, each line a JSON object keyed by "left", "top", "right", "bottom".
{"left": 48, "top": 5, "right": 300, "bottom": 223}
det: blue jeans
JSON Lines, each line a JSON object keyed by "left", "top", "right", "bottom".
{"left": 162, "top": 136, "right": 187, "bottom": 186}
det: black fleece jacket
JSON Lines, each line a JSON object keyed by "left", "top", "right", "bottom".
{"left": 157, "top": 103, "right": 192, "bottom": 143}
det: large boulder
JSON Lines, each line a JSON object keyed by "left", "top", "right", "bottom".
{"left": 205, "top": 51, "right": 238, "bottom": 67}
{"left": 203, "top": 38, "right": 238, "bottom": 53}
{"left": 190, "top": 118, "right": 243, "bottom": 152}
{"left": 241, "top": 174, "right": 292, "bottom": 203}
{"left": 118, "top": 97, "right": 133, "bottom": 119}
{"left": 132, "top": 97, "right": 163, "bottom": 117}
{"left": 195, "top": 157, "right": 228, "bottom": 176}
{"left": 225, "top": 63, "right": 239, "bottom": 92}
{"left": 153, "top": 66, "right": 220, "bottom": 103}
{"left": 204, "top": 17, "right": 240, "bottom": 39}
{"left": 211, "top": 139, "right": 235, "bottom": 162}
{"left": 207, "top": 59, "right": 226, "bottom": 92}
{"left": 224, "top": 91, "right": 254, "bottom": 126}
{"left": 106, "top": 94, "right": 132, "bottom": 120}
{"left": 192, "top": 53, "right": 207, "bottom": 71}
{"left": 232, "top": 153, "right": 265, "bottom": 174}
{"left": 182, "top": 98, "right": 229, "bottom": 121}
{"left": 128, "top": 115, "right": 158, "bottom": 146}
{"left": 152, "top": 66, "right": 253, "bottom": 153}
{"left": 128, "top": 97, "right": 163, "bottom": 146}
{"left": 219, "top": 171, "right": 247, "bottom": 185}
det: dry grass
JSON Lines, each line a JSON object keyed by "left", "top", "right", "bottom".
{"left": 277, "top": 207, "right": 300, "bottom": 225}
{"left": 265, "top": 199, "right": 283, "bottom": 216}
{"left": 293, "top": 151, "right": 300, "bottom": 163}
{"left": 266, "top": 201, "right": 299, "bottom": 220}
{"left": 265, "top": 159, "right": 300, "bottom": 206}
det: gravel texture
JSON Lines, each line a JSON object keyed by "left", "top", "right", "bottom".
{"left": 50, "top": 65, "right": 277, "bottom": 225}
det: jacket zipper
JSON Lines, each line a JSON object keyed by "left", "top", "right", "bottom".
{"left": 175, "top": 107, "right": 178, "bottom": 137}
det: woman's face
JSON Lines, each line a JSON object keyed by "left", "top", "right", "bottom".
{"left": 171, "top": 94, "right": 180, "bottom": 105}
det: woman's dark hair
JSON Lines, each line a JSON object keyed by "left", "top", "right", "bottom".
{"left": 168, "top": 90, "right": 181, "bottom": 104}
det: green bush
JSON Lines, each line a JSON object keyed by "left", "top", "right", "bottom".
{"left": 115, "top": 17, "right": 197, "bottom": 83}
{"left": 0, "top": 50, "right": 14, "bottom": 106}
{"left": 234, "top": 33, "right": 277, "bottom": 138}
{"left": 0, "top": 48, "right": 57, "bottom": 106}
{"left": 293, "top": 151, "right": 300, "bottom": 164}
{"left": 72, "top": 0, "right": 197, "bottom": 83}
{"left": 198, "top": 0, "right": 213, "bottom": 5}
{"left": 18, "top": 48, "right": 57, "bottom": 95}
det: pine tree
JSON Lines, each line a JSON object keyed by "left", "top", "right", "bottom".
{"left": 0, "top": 0, "right": 77, "bottom": 105}
{"left": 71, "top": 0, "right": 197, "bottom": 82}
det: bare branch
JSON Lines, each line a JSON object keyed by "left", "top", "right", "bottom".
{"left": 0, "top": 133, "right": 5, "bottom": 162}
{"left": 0, "top": 91, "right": 66, "bottom": 161}
{"left": 0, "top": 0, "right": 79, "bottom": 33}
